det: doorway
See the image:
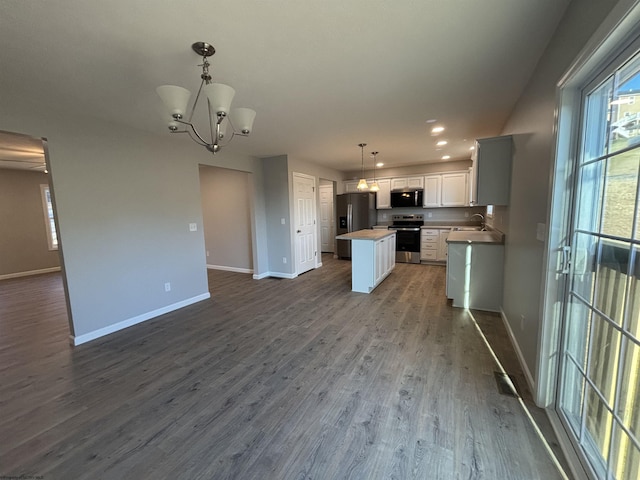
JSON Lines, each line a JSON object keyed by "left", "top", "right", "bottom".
{"left": 319, "top": 180, "right": 335, "bottom": 253}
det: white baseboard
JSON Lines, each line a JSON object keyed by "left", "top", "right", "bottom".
{"left": 500, "top": 308, "right": 536, "bottom": 394}
{"left": 0, "top": 266, "right": 61, "bottom": 280}
{"left": 70, "top": 292, "right": 211, "bottom": 346}
{"left": 252, "top": 272, "right": 270, "bottom": 280}
{"left": 266, "top": 272, "right": 298, "bottom": 279}
{"left": 207, "top": 264, "right": 253, "bottom": 274}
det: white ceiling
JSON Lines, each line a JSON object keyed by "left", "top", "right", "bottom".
{"left": 0, "top": 0, "right": 571, "bottom": 172}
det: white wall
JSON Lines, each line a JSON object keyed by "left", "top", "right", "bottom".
{"left": 499, "top": 0, "right": 618, "bottom": 381}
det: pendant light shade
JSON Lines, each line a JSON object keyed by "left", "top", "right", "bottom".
{"left": 156, "top": 85, "right": 191, "bottom": 118}
{"left": 369, "top": 151, "right": 380, "bottom": 192}
{"left": 356, "top": 143, "right": 369, "bottom": 190}
{"left": 230, "top": 107, "right": 257, "bottom": 135}
{"left": 203, "top": 83, "right": 236, "bottom": 116}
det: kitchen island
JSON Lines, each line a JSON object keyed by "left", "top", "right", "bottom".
{"left": 335, "top": 229, "right": 396, "bottom": 293}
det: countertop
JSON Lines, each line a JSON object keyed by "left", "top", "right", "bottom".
{"left": 336, "top": 229, "right": 396, "bottom": 241}
{"left": 446, "top": 230, "right": 505, "bottom": 244}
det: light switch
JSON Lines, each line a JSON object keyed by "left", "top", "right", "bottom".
{"left": 536, "top": 223, "right": 546, "bottom": 242}
{"left": 281, "top": 218, "right": 286, "bottom": 225}
{"left": 189, "top": 223, "right": 197, "bottom": 232}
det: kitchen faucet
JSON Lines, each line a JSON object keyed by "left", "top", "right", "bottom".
{"left": 469, "top": 213, "right": 486, "bottom": 230}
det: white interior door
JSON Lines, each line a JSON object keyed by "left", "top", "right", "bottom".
{"left": 319, "top": 184, "right": 334, "bottom": 253}
{"left": 293, "top": 173, "right": 317, "bottom": 275}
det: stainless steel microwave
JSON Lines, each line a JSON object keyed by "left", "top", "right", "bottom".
{"left": 390, "top": 189, "right": 423, "bottom": 208}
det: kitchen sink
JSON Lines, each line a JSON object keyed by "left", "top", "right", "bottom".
{"left": 451, "top": 226, "right": 483, "bottom": 231}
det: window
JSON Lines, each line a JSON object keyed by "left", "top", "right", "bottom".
{"left": 40, "top": 184, "right": 58, "bottom": 250}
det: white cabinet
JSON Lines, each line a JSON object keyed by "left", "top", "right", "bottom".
{"left": 375, "top": 178, "right": 391, "bottom": 209}
{"left": 446, "top": 241, "right": 504, "bottom": 311}
{"left": 421, "top": 228, "right": 450, "bottom": 262}
{"left": 423, "top": 172, "right": 469, "bottom": 207}
{"left": 420, "top": 229, "right": 439, "bottom": 261}
{"left": 441, "top": 173, "right": 468, "bottom": 206}
{"left": 423, "top": 175, "right": 441, "bottom": 208}
{"left": 438, "top": 230, "right": 450, "bottom": 261}
{"left": 391, "top": 176, "right": 424, "bottom": 191}
{"left": 471, "top": 135, "right": 512, "bottom": 206}
{"left": 350, "top": 232, "right": 396, "bottom": 293}
{"left": 344, "top": 181, "right": 359, "bottom": 193}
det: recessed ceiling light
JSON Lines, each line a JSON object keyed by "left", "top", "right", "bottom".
{"left": 442, "top": 155, "right": 451, "bottom": 160}
{"left": 431, "top": 126, "right": 445, "bottom": 134}
{"left": 436, "top": 140, "right": 448, "bottom": 146}
{"left": 469, "top": 146, "right": 475, "bottom": 150}
{"left": 426, "top": 119, "right": 437, "bottom": 123}
{"left": 376, "top": 162, "right": 384, "bottom": 167}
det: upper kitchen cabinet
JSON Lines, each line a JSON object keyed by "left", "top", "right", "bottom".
{"left": 375, "top": 178, "right": 392, "bottom": 209}
{"left": 470, "top": 135, "right": 513, "bottom": 206}
{"left": 344, "top": 181, "right": 359, "bottom": 193}
{"left": 423, "top": 172, "right": 468, "bottom": 207}
{"left": 391, "top": 176, "right": 424, "bottom": 191}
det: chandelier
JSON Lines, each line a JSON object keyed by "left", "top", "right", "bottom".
{"left": 156, "top": 42, "right": 256, "bottom": 154}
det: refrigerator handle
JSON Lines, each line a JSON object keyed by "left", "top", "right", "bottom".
{"left": 347, "top": 203, "right": 352, "bottom": 232}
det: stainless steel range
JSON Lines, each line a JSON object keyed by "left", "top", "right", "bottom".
{"left": 389, "top": 214, "right": 423, "bottom": 264}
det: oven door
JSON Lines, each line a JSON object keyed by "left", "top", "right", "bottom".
{"left": 390, "top": 227, "right": 421, "bottom": 263}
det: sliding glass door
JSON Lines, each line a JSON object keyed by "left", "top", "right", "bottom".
{"left": 558, "top": 47, "right": 640, "bottom": 479}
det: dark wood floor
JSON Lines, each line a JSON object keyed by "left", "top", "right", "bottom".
{"left": 0, "top": 254, "right": 567, "bottom": 479}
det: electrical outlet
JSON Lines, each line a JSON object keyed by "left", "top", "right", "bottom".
{"left": 189, "top": 223, "right": 197, "bottom": 232}
{"left": 281, "top": 218, "right": 286, "bottom": 225}
{"left": 520, "top": 314, "right": 525, "bottom": 331}
{"left": 382, "top": 213, "right": 387, "bottom": 220}
{"left": 428, "top": 212, "right": 433, "bottom": 218}
{"left": 464, "top": 212, "right": 469, "bottom": 217}
{"left": 165, "top": 282, "right": 171, "bottom": 292}
{"left": 283, "top": 257, "right": 287, "bottom": 264}
{"left": 206, "top": 250, "right": 210, "bottom": 257}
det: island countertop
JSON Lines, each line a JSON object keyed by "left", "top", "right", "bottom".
{"left": 336, "top": 229, "right": 396, "bottom": 241}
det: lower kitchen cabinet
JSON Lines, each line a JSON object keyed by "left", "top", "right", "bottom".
{"left": 421, "top": 228, "right": 450, "bottom": 262}
{"left": 349, "top": 232, "right": 396, "bottom": 293}
{"left": 446, "top": 242, "right": 504, "bottom": 311}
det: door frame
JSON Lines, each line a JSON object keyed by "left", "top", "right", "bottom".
{"left": 539, "top": 1, "right": 640, "bottom": 478}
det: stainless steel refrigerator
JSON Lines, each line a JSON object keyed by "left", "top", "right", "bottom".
{"left": 336, "top": 192, "right": 377, "bottom": 259}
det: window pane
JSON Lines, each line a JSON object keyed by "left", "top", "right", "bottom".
{"left": 576, "top": 161, "right": 605, "bottom": 233}
{"left": 601, "top": 152, "right": 639, "bottom": 239}
{"left": 583, "top": 77, "right": 614, "bottom": 163}
{"left": 584, "top": 384, "right": 613, "bottom": 475}
{"left": 559, "top": 360, "right": 586, "bottom": 438}
{"left": 629, "top": 248, "right": 640, "bottom": 339}
{"left": 588, "top": 313, "right": 621, "bottom": 404}
{"left": 609, "top": 55, "right": 640, "bottom": 155}
{"left": 564, "top": 298, "right": 592, "bottom": 368}
{"left": 617, "top": 338, "right": 640, "bottom": 441}
{"left": 572, "top": 232, "right": 598, "bottom": 303}
{"left": 611, "top": 422, "right": 640, "bottom": 480}
{"left": 594, "top": 239, "right": 631, "bottom": 326}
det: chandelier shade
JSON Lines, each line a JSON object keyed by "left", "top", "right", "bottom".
{"left": 155, "top": 41, "right": 256, "bottom": 155}
{"left": 156, "top": 85, "right": 191, "bottom": 118}
{"left": 356, "top": 143, "right": 368, "bottom": 190}
{"left": 230, "top": 108, "right": 257, "bottom": 135}
{"left": 203, "top": 83, "right": 236, "bottom": 116}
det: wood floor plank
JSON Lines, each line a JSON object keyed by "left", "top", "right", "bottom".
{"left": 0, "top": 256, "right": 569, "bottom": 479}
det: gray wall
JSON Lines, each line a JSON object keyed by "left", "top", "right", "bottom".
{"left": 0, "top": 92, "right": 268, "bottom": 341}
{"left": 0, "top": 168, "right": 61, "bottom": 276}
{"left": 199, "top": 165, "right": 253, "bottom": 271}
{"left": 499, "top": 0, "right": 618, "bottom": 380}
{"left": 262, "top": 155, "right": 293, "bottom": 276}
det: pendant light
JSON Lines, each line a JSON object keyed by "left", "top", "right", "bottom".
{"left": 369, "top": 151, "right": 380, "bottom": 192}
{"left": 356, "top": 143, "right": 369, "bottom": 190}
